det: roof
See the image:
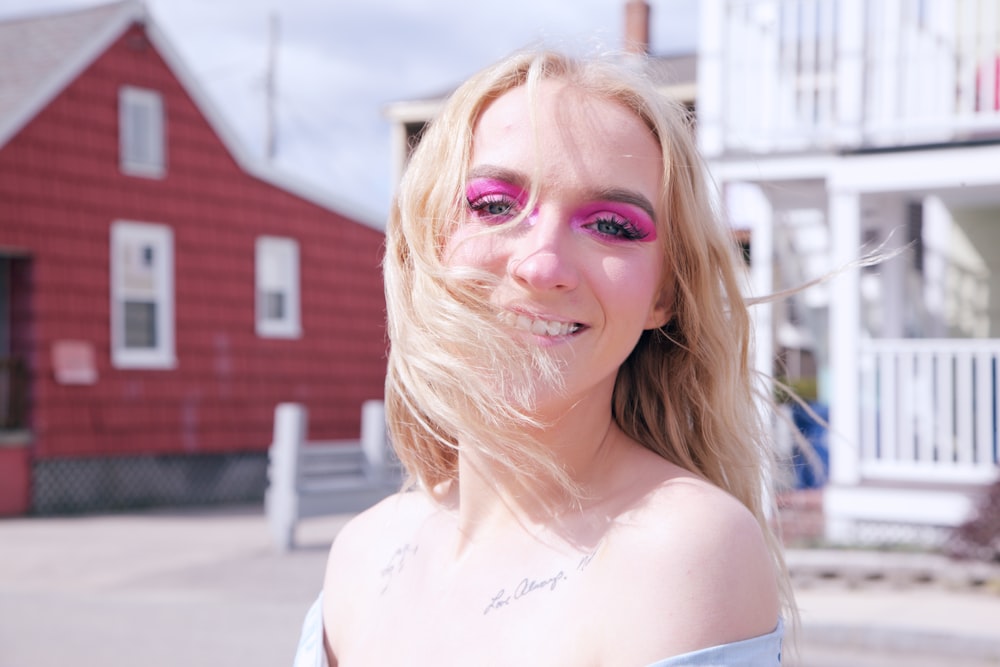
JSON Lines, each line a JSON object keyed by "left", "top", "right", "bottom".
{"left": 0, "top": 1, "right": 141, "bottom": 148}
{"left": 0, "top": 1, "right": 382, "bottom": 229}
{"left": 647, "top": 51, "right": 697, "bottom": 102}
{"left": 648, "top": 52, "right": 697, "bottom": 85}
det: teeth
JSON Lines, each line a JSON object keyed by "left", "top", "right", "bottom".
{"left": 499, "top": 311, "right": 580, "bottom": 337}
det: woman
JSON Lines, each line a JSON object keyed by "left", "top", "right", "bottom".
{"left": 295, "top": 49, "right": 790, "bottom": 666}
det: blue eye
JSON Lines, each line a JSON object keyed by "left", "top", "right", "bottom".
{"left": 588, "top": 216, "right": 646, "bottom": 240}
{"left": 595, "top": 219, "right": 623, "bottom": 236}
{"left": 467, "top": 194, "right": 519, "bottom": 221}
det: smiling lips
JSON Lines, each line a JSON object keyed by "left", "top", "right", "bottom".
{"left": 499, "top": 310, "right": 583, "bottom": 337}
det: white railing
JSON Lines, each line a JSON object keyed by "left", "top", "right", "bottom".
{"left": 711, "top": 0, "right": 1000, "bottom": 153}
{"left": 719, "top": 0, "right": 840, "bottom": 151}
{"left": 859, "top": 338, "right": 1000, "bottom": 484}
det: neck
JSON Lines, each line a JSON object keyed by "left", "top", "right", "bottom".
{"left": 448, "top": 392, "right": 624, "bottom": 552}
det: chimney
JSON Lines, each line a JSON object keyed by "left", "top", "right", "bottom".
{"left": 624, "top": 0, "right": 650, "bottom": 55}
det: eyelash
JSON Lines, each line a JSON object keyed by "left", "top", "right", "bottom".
{"left": 467, "top": 194, "right": 520, "bottom": 221}
{"left": 466, "top": 193, "right": 650, "bottom": 242}
{"left": 587, "top": 216, "right": 649, "bottom": 241}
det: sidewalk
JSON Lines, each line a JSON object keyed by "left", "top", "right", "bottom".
{"left": 1, "top": 505, "right": 998, "bottom": 667}
{"left": 788, "top": 550, "right": 1000, "bottom": 666}
{"left": 0, "top": 505, "right": 345, "bottom": 667}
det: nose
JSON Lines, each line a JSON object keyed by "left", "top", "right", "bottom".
{"left": 507, "top": 209, "right": 579, "bottom": 291}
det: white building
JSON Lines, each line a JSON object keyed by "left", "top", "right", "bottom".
{"left": 700, "top": 0, "right": 1000, "bottom": 545}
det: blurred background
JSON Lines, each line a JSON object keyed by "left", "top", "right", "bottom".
{"left": 0, "top": 0, "right": 999, "bottom": 665}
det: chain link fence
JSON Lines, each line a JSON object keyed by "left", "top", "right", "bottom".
{"left": 31, "top": 453, "right": 268, "bottom": 515}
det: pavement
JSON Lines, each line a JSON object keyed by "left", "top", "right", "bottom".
{"left": 0, "top": 505, "right": 998, "bottom": 667}
{"left": 786, "top": 550, "right": 1000, "bottom": 666}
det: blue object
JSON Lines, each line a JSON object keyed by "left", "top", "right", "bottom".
{"left": 791, "top": 401, "right": 829, "bottom": 489}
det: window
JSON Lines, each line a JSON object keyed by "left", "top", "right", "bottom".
{"left": 119, "top": 86, "right": 166, "bottom": 177}
{"left": 110, "top": 221, "right": 175, "bottom": 369}
{"left": 256, "top": 236, "right": 301, "bottom": 338}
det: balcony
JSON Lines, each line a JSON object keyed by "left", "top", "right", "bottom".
{"left": 699, "top": 0, "right": 1000, "bottom": 157}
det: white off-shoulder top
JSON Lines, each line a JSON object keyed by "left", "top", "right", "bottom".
{"left": 292, "top": 594, "right": 783, "bottom": 666}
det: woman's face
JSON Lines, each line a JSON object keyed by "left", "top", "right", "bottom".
{"left": 446, "top": 79, "right": 671, "bottom": 407}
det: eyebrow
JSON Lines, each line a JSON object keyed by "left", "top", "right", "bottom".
{"left": 592, "top": 187, "right": 657, "bottom": 222}
{"left": 466, "top": 165, "right": 657, "bottom": 221}
{"left": 466, "top": 165, "right": 528, "bottom": 189}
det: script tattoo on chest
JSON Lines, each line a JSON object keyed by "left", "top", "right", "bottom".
{"left": 483, "top": 570, "right": 567, "bottom": 615}
{"left": 380, "top": 543, "right": 418, "bottom": 594}
{"left": 577, "top": 548, "right": 597, "bottom": 572}
{"left": 482, "top": 546, "right": 598, "bottom": 615}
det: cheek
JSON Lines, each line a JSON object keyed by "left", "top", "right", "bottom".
{"left": 598, "top": 255, "right": 665, "bottom": 317}
{"left": 444, "top": 226, "right": 502, "bottom": 270}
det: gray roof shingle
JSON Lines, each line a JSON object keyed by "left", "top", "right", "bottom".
{"left": 0, "top": 1, "right": 142, "bottom": 145}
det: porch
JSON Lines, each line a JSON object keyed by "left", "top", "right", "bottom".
{"left": 824, "top": 339, "right": 1000, "bottom": 545}
{"left": 699, "top": 0, "right": 1000, "bottom": 545}
{"left": 859, "top": 339, "right": 1000, "bottom": 487}
{"left": 732, "top": 172, "right": 1000, "bottom": 545}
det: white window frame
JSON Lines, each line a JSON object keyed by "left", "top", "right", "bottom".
{"left": 255, "top": 236, "right": 301, "bottom": 338}
{"left": 119, "top": 86, "right": 166, "bottom": 178}
{"left": 110, "top": 221, "right": 176, "bottom": 369}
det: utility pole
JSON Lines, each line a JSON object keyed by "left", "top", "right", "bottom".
{"left": 265, "top": 12, "right": 279, "bottom": 161}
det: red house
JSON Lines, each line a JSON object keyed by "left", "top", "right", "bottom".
{"left": 0, "top": 1, "right": 388, "bottom": 515}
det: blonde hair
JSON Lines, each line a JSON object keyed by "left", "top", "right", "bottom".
{"left": 383, "top": 49, "right": 791, "bottom": 609}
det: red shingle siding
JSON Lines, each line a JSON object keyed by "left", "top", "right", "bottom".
{"left": 0, "top": 447, "right": 31, "bottom": 514}
{"left": 0, "top": 24, "right": 387, "bottom": 460}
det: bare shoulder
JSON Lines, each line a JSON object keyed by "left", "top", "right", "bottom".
{"left": 321, "top": 490, "right": 436, "bottom": 647}
{"left": 326, "top": 489, "right": 434, "bottom": 562}
{"left": 323, "top": 489, "right": 435, "bottom": 581}
{"left": 597, "top": 461, "right": 780, "bottom": 662}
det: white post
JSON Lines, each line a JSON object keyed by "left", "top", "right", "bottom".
{"left": 835, "top": 0, "right": 865, "bottom": 147}
{"left": 921, "top": 196, "right": 950, "bottom": 337}
{"left": 743, "top": 182, "right": 776, "bottom": 512}
{"left": 869, "top": 194, "right": 908, "bottom": 338}
{"left": 360, "top": 399, "right": 388, "bottom": 482}
{"left": 697, "top": 0, "right": 725, "bottom": 157}
{"left": 265, "top": 402, "right": 307, "bottom": 551}
{"left": 725, "top": 182, "right": 775, "bottom": 387}
{"left": 828, "top": 189, "right": 862, "bottom": 488}
{"left": 751, "top": 189, "right": 774, "bottom": 390}
{"left": 826, "top": 188, "right": 863, "bottom": 543}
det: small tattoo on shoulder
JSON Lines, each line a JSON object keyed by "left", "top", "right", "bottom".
{"left": 380, "top": 543, "right": 418, "bottom": 594}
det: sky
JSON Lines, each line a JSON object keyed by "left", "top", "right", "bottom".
{"left": 0, "top": 0, "right": 698, "bottom": 223}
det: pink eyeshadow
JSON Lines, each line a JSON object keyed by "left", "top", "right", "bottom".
{"left": 464, "top": 178, "right": 528, "bottom": 205}
{"left": 574, "top": 201, "right": 658, "bottom": 242}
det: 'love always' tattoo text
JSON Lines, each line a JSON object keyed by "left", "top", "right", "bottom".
{"left": 483, "top": 571, "right": 567, "bottom": 614}
{"left": 482, "top": 549, "right": 598, "bottom": 615}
